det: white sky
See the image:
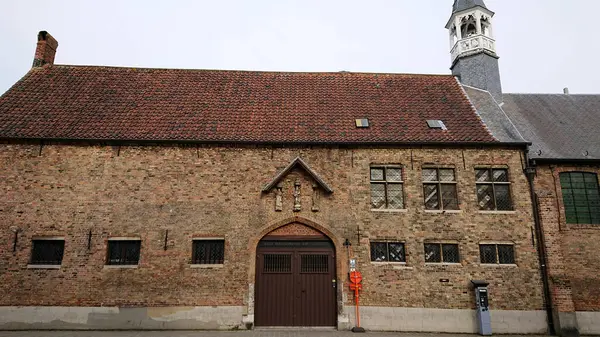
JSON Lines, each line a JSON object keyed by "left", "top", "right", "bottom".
{"left": 1, "top": 0, "right": 599, "bottom": 95}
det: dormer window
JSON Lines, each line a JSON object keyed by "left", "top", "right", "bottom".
{"left": 427, "top": 120, "right": 447, "bottom": 130}
{"left": 355, "top": 119, "right": 370, "bottom": 128}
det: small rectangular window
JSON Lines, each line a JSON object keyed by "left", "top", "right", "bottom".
{"left": 370, "top": 242, "right": 405, "bottom": 262}
{"left": 370, "top": 166, "right": 404, "bottom": 210}
{"left": 422, "top": 168, "right": 458, "bottom": 210}
{"left": 479, "top": 244, "right": 515, "bottom": 264}
{"left": 107, "top": 240, "right": 141, "bottom": 265}
{"left": 476, "top": 168, "right": 513, "bottom": 211}
{"left": 424, "top": 243, "right": 459, "bottom": 263}
{"left": 30, "top": 239, "right": 65, "bottom": 265}
{"left": 192, "top": 239, "right": 225, "bottom": 264}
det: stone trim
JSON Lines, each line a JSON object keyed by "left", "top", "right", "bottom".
{"left": 262, "top": 157, "right": 333, "bottom": 194}
{"left": 27, "top": 264, "right": 61, "bottom": 269}
{"left": 345, "top": 306, "right": 547, "bottom": 333}
{"left": 31, "top": 236, "right": 65, "bottom": 240}
{"left": 190, "top": 264, "right": 224, "bottom": 269}
{"left": 478, "top": 210, "right": 517, "bottom": 214}
{"left": 103, "top": 265, "right": 138, "bottom": 269}
{"left": 0, "top": 306, "right": 245, "bottom": 330}
{"left": 108, "top": 237, "right": 141, "bottom": 241}
{"left": 371, "top": 209, "right": 408, "bottom": 213}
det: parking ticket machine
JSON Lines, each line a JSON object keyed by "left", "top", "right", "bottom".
{"left": 471, "top": 280, "right": 491, "bottom": 335}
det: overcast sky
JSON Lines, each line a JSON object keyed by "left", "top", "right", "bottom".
{"left": 1, "top": 0, "right": 599, "bottom": 95}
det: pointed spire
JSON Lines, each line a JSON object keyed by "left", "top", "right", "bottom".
{"left": 453, "top": 0, "right": 488, "bottom": 13}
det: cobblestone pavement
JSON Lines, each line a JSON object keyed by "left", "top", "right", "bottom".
{"left": 0, "top": 330, "right": 551, "bottom": 337}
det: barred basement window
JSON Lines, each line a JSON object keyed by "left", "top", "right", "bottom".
{"left": 560, "top": 172, "right": 600, "bottom": 224}
{"left": 30, "top": 239, "right": 65, "bottom": 265}
{"left": 370, "top": 242, "right": 406, "bottom": 262}
{"left": 370, "top": 166, "right": 404, "bottom": 210}
{"left": 424, "top": 243, "right": 459, "bottom": 263}
{"left": 192, "top": 239, "right": 225, "bottom": 264}
{"left": 107, "top": 240, "right": 141, "bottom": 265}
{"left": 422, "top": 168, "right": 459, "bottom": 210}
{"left": 479, "top": 244, "right": 515, "bottom": 264}
{"left": 476, "top": 168, "right": 513, "bottom": 211}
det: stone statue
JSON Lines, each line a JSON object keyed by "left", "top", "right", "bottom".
{"left": 311, "top": 183, "right": 320, "bottom": 212}
{"left": 275, "top": 185, "right": 283, "bottom": 212}
{"left": 293, "top": 180, "right": 301, "bottom": 212}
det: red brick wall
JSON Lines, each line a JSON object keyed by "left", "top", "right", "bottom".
{"left": 0, "top": 142, "right": 543, "bottom": 311}
{"left": 534, "top": 164, "right": 600, "bottom": 312}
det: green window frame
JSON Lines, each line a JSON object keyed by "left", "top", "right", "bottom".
{"left": 560, "top": 172, "right": 600, "bottom": 224}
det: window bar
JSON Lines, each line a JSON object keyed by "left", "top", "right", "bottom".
{"left": 13, "top": 229, "right": 20, "bottom": 253}
{"left": 163, "top": 230, "right": 168, "bottom": 251}
{"left": 494, "top": 245, "right": 499, "bottom": 264}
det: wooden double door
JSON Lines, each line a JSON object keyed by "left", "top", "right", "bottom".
{"left": 255, "top": 239, "right": 337, "bottom": 327}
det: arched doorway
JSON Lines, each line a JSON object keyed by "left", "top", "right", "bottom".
{"left": 254, "top": 222, "right": 337, "bottom": 327}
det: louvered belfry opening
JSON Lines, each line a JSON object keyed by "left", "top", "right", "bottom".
{"left": 255, "top": 229, "right": 337, "bottom": 327}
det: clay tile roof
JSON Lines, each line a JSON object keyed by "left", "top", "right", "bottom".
{"left": 0, "top": 65, "right": 498, "bottom": 144}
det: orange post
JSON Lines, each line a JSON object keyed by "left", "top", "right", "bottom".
{"left": 349, "top": 271, "right": 365, "bottom": 332}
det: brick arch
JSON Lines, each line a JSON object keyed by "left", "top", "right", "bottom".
{"left": 245, "top": 216, "right": 347, "bottom": 325}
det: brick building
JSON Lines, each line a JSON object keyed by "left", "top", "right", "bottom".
{"left": 448, "top": 1, "right": 600, "bottom": 336}
{"left": 0, "top": 1, "right": 598, "bottom": 335}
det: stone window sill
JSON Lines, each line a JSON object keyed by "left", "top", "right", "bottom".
{"left": 478, "top": 210, "right": 517, "bottom": 215}
{"left": 425, "top": 263, "right": 462, "bottom": 267}
{"left": 103, "top": 265, "right": 139, "bottom": 269}
{"left": 371, "top": 209, "right": 408, "bottom": 213}
{"left": 424, "top": 210, "right": 462, "bottom": 214}
{"left": 480, "top": 263, "right": 518, "bottom": 268}
{"left": 27, "top": 264, "right": 61, "bottom": 269}
{"left": 190, "top": 264, "right": 224, "bottom": 269}
{"left": 370, "top": 262, "right": 412, "bottom": 270}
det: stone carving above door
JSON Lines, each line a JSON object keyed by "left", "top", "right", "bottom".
{"left": 262, "top": 157, "right": 333, "bottom": 213}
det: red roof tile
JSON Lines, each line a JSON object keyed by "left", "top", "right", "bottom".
{"left": 0, "top": 65, "right": 497, "bottom": 144}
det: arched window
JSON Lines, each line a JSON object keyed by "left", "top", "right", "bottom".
{"left": 461, "top": 15, "right": 478, "bottom": 37}
{"left": 560, "top": 172, "right": 600, "bottom": 224}
{"left": 481, "top": 17, "right": 490, "bottom": 37}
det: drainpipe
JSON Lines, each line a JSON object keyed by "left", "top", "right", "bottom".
{"left": 524, "top": 150, "right": 555, "bottom": 335}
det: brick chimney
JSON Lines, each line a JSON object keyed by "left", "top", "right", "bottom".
{"left": 32, "top": 31, "right": 58, "bottom": 67}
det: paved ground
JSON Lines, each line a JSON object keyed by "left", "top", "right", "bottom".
{"left": 0, "top": 331, "right": 552, "bottom": 337}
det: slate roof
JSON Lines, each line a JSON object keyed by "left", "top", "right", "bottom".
{"left": 453, "top": 0, "right": 488, "bottom": 13}
{"left": 501, "top": 94, "right": 600, "bottom": 161}
{"left": 0, "top": 65, "right": 500, "bottom": 144}
{"left": 462, "top": 86, "right": 526, "bottom": 143}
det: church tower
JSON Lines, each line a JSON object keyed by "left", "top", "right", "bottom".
{"left": 447, "top": 0, "right": 502, "bottom": 102}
